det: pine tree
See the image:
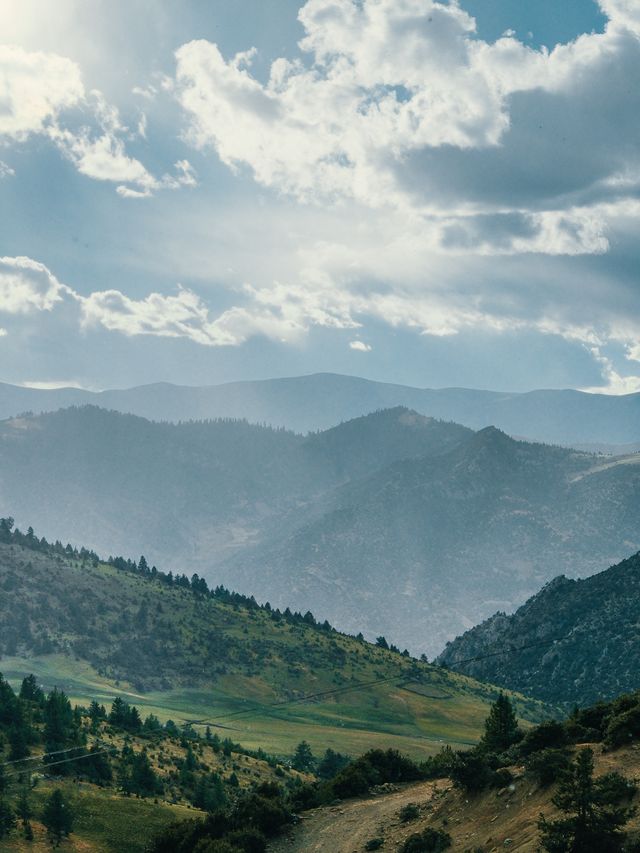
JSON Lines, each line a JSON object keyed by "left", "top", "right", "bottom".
{"left": 481, "top": 692, "right": 521, "bottom": 752}
{"left": 0, "top": 762, "right": 16, "bottom": 839}
{"left": 292, "top": 740, "right": 316, "bottom": 772}
{"left": 16, "top": 785, "right": 33, "bottom": 839}
{"left": 42, "top": 789, "right": 74, "bottom": 847}
{"left": 539, "top": 747, "right": 634, "bottom": 852}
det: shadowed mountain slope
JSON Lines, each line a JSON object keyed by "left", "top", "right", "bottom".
{"left": 436, "top": 551, "right": 640, "bottom": 706}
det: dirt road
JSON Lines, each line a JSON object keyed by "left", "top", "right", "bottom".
{"left": 269, "top": 781, "right": 444, "bottom": 853}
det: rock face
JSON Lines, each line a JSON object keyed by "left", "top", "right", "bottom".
{"left": 1, "top": 404, "right": 639, "bottom": 656}
{"left": 436, "top": 552, "right": 640, "bottom": 706}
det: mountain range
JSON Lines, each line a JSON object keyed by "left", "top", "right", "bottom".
{"left": 436, "top": 551, "right": 640, "bottom": 707}
{"left": 1, "top": 405, "right": 638, "bottom": 656}
{"left": 2, "top": 373, "right": 640, "bottom": 446}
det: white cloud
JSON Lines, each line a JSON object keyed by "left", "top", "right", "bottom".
{"left": 80, "top": 286, "right": 239, "bottom": 345}
{"left": 173, "top": 0, "right": 640, "bottom": 259}
{"left": 350, "top": 340, "right": 372, "bottom": 352}
{"left": 0, "top": 161, "right": 15, "bottom": 178}
{"left": 0, "top": 44, "right": 83, "bottom": 139}
{"left": 49, "top": 92, "right": 198, "bottom": 198}
{"left": 581, "top": 346, "right": 640, "bottom": 394}
{"left": 0, "top": 328, "right": 7, "bottom": 337}
{"left": 0, "top": 45, "right": 196, "bottom": 197}
{"left": 20, "top": 379, "right": 90, "bottom": 390}
{"left": 0, "top": 256, "right": 70, "bottom": 313}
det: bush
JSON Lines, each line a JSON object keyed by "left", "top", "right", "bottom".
{"left": 365, "top": 839, "right": 384, "bottom": 851}
{"left": 421, "top": 746, "right": 457, "bottom": 780}
{"left": 449, "top": 750, "right": 493, "bottom": 794}
{"left": 604, "top": 704, "right": 640, "bottom": 749}
{"left": 595, "top": 772, "right": 638, "bottom": 804}
{"left": 399, "top": 803, "right": 420, "bottom": 823}
{"left": 492, "top": 768, "right": 514, "bottom": 789}
{"left": 526, "top": 748, "right": 570, "bottom": 787}
{"left": 223, "top": 828, "right": 267, "bottom": 852}
{"left": 400, "top": 827, "right": 452, "bottom": 852}
{"left": 519, "top": 720, "right": 568, "bottom": 756}
{"left": 326, "top": 749, "right": 424, "bottom": 801}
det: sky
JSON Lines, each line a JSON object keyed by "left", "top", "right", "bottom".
{"left": 0, "top": 0, "right": 639, "bottom": 394}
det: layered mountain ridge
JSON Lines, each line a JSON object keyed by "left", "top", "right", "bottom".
{"left": 2, "top": 372, "right": 640, "bottom": 445}
{"left": 1, "top": 404, "right": 638, "bottom": 655}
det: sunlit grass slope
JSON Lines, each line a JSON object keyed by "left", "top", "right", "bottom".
{"left": 1, "top": 540, "right": 549, "bottom": 760}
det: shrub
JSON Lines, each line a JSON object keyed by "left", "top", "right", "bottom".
{"left": 400, "top": 827, "right": 452, "bottom": 852}
{"left": 365, "top": 839, "right": 384, "bottom": 851}
{"left": 492, "top": 768, "right": 514, "bottom": 789}
{"left": 595, "top": 772, "right": 638, "bottom": 804}
{"left": 519, "top": 720, "right": 568, "bottom": 756}
{"left": 526, "top": 748, "right": 570, "bottom": 787}
{"left": 399, "top": 803, "right": 420, "bottom": 823}
{"left": 604, "top": 704, "right": 640, "bottom": 749}
{"left": 449, "top": 750, "right": 493, "bottom": 794}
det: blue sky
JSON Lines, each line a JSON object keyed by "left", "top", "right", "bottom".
{"left": 1, "top": 0, "right": 639, "bottom": 393}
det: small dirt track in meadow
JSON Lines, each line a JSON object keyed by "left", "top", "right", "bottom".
{"left": 269, "top": 781, "right": 443, "bottom": 853}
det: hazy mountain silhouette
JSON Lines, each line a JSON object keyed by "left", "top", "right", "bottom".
{"left": 2, "top": 373, "right": 639, "bottom": 445}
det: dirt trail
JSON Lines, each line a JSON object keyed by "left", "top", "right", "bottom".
{"left": 269, "top": 781, "right": 444, "bottom": 853}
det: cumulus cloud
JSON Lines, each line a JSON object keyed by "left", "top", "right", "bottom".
{"left": 0, "top": 44, "right": 83, "bottom": 139}
{"left": 0, "top": 161, "right": 15, "bottom": 178}
{"left": 350, "top": 340, "right": 372, "bottom": 352}
{"left": 173, "top": 0, "right": 640, "bottom": 258}
{"left": 0, "top": 256, "right": 71, "bottom": 313}
{"left": 0, "top": 45, "right": 196, "bottom": 197}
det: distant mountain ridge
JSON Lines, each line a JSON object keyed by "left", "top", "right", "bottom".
{"left": 436, "top": 552, "right": 640, "bottom": 707}
{"left": 1, "top": 405, "right": 638, "bottom": 656}
{"left": 2, "top": 373, "right": 640, "bottom": 445}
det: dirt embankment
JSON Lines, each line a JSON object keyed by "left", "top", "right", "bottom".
{"left": 270, "top": 745, "right": 640, "bottom": 853}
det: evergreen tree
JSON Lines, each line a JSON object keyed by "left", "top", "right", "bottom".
{"left": 16, "top": 785, "right": 33, "bottom": 839}
{"left": 539, "top": 747, "right": 635, "bottom": 852}
{"left": 8, "top": 720, "right": 30, "bottom": 761}
{"left": 19, "top": 674, "right": 44, "bottom": 704}
{"left": 130, "top": 750, "right": 160, "bottom": 797}
{"left": 0, "top": 761, "right": 16, "bottom": 839}
{"left": 42, "top": 789, "right": 74, "bottom": 847}
{"left": 317, "top": 748, "right": 351, "bottom": 780}
{"left": 481, "top": 693, "right": 521, "bottom": 752}
{"left": 292, "top": 740, "right": 315, "bottom": 773}
{"left": 0, "top": 798, "right": 15, "bottom": 841}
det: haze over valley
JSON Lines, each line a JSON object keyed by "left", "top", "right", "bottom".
{"left": 1, "top": 400, "right": 638, "bottom": 656}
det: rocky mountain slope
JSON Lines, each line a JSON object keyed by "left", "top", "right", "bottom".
{"left": 2, "top": 372, "right": 640, "bottom": 445}
{"left": 436, "top": 552, "right": 640, "bottom": 706}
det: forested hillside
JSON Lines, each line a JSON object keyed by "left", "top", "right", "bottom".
{"left": 437, "top": 552, "right": 640, "bottom": 706}
{"left": 0, "top": 523, "right": 544, "bottom": 761}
